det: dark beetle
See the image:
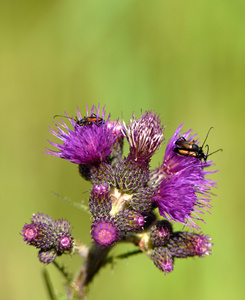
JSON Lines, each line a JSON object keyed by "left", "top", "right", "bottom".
{"left": 173, "top": 127, "right": 222, "bottom": 162}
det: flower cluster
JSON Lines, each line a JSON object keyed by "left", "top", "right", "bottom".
{"left": 140, "top": 220, "right": 212, "bottom": 274}
{"left": 22, "top": 104, "right": 218, "bottom": 274}
{"left": 21, "top": 213, "right": 73, "bottom": 263}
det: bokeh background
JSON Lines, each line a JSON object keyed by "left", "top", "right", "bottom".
{"left": 1, "top": 1, "right": 244, "bottom": 299}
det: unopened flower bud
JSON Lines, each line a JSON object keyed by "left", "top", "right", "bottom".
{"left": 115, "top": 209, "right": 145, "bottom": 232}
{"left": 150, "top": 220, "right": 172, "bottom": 247}
{"left": 152, "top": 247, "right": 173, "bottom": 275}
{"left": 167, "top": 232, "right": 212, "bottom": 258}
{"left": 38, "top": 249, "right": 57, "bottom": 264}
{"left": 89, "top": 183, "right": 112, "bottom": 217}
{"left": 31, "top": 213, "right": 54, "bottom": 225}
{"left": 55, "top": 219, "right": 71, "bottom": 234}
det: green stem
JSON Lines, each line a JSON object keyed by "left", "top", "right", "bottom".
{"left": 42, "top": 268, "right": 58, "bottom": 300}
{"left": 52, "top": 260, "right": 72, "bottom": 283}
{"left": 74, "top": 245, "right": 112, "bottom": 299}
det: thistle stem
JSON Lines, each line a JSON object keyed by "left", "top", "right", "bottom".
{"left": 74, "top": 245, "right": 112, "bottom": 299}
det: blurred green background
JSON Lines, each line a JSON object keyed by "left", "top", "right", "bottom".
{"left": 1, "top": 0, "right": 244, "bottom": 299}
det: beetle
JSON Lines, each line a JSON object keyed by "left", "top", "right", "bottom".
{"left": 173, "top": 127, "right": 222, "bottom": 162}
{"left": 75, "top": 113, "right": 103, "bottom": 126}
{"left": 53, "top": 113, "right": 103, "bottom": 126}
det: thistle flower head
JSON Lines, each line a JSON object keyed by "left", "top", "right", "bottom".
{"left": 151, "top": 124, "right": 217, "bottom": 230}
{"left": 21, "top": 219, "right": 55, "bottom": 251}
{"left": 153, "top": 169, "right": 214, "bottom": 230}
{"left": 106, "top": 121, "right": 124, "bottom": 140}
{"left": 55, "top": 233, "right": 74, "bottom": 254}
{"left": 21, "top": 223, "right": 38, "bottom": 244}
{"left": 163, "top": 124, "right": 213, "bottom": 173}
{"left": 46, "top": 105, "right": 120, "bottom": 167}
{"left": 123, "top": 111, "right": 164, "bottom": 164}
{"left": 91, "top": 216, "right": 120, "bottom": 247}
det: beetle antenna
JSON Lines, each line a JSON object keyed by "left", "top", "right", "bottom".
{"left": 207, "top": 148, "right": 223, "bottom": 157}
{"left": 201, "top": 127, "right": 214, "bottom": 149}
{"left": 205, "top": 144, "right": 209, "bottom": 156}
{"left": 53, "top": 114, "right": 73, "bottom": 120}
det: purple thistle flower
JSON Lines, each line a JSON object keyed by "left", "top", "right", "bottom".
{"left": 163, "top": 124, "right": 215, "bottom": 170}
{"left": 60, "top": 236, "right": 72, "bottom": 249}
{"left": 112, "top": 111, "right": 164, "bottom": 193}
{"left": 21, "top": 223, "right": 39, "bottom": 244}
{"left": 106, "top": 121, "right": 124, "bottom": 141}
{"left": 21, "top": 214, "right": 56, "bottom": 250}
{"left": 46, "top": 105, "right": 120, "bottom": 166}
{"left": 23, "top": 224, "right": 54, "bottom": 250}
{"left": 91, "top": 216, "right": 120, "bottom": 247}
{"left": 149, "top": 124, "right": 214, "bottom": 186}
{"left": 152, "top": 173, "right": 211, "bottom": 230}
{"left": 152, "top": 124, "right": 217, "bottom": 230}
{"left": 123, "top": 111, "right": 164, "bottom": 165}
{"left": 55, "top": 233, "right": 74, "bottom": 254}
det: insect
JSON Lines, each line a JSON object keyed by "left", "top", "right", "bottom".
{"left": 53, "top": 113, "right": 103, "bottom": 126}
{"left": 173, "top": 127, "right": 222, "bottom": 162}
{"left": 75, "top": 113, "right": 103, "bottom": 126}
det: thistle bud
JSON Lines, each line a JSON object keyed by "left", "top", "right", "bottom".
{"left": 150, "top": 220, "right": 172, "bottom": 247}
{"left": 115, "top": 209, "right": 145, "bottom": 232}
{"left": 89, "top": 183, "right": 112, "bottom": 217}
{"left": 38, "top": 249, "right": 57, "bottom": 264}
{"left": 55, "top": 233, "right": 74, "bottom": 254}
{"left": 152, "top": 247, "right": 174, "bottom": 275}
{"left": 167, "top": 232, "right": 212, "bottom": 258}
